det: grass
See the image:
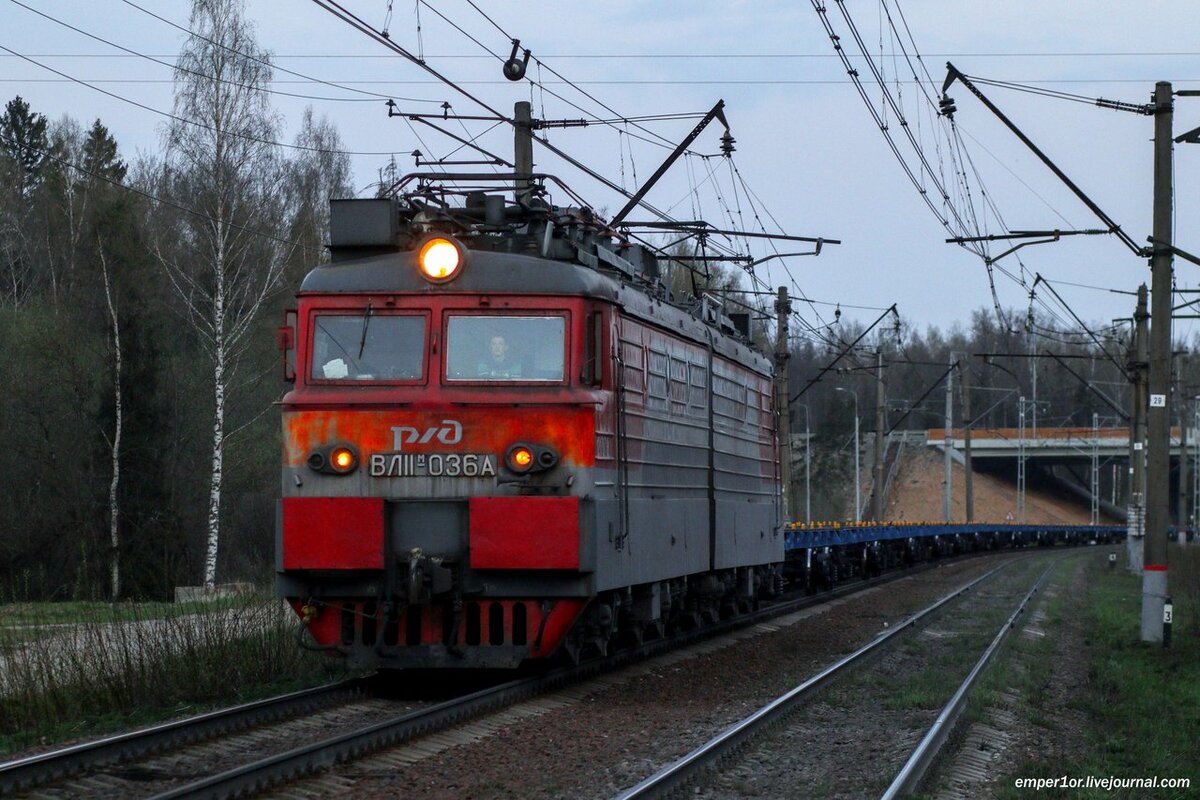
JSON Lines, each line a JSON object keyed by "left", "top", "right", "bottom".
{"left": 992, "top": 547, "right": 1200, "bottom": 799}
{"left": 0, "top": 593, "right": 348, "bottom": 755}
{"left": 881, "top": 656, "right": 978, "bottom": 711}
{"left": 0, "top": 597, "right": 247, "bottom": 629}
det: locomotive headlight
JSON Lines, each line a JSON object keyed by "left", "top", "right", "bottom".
{"left": 505, "top": 443, "right": 558, "bottom": 474}
{"left": 308, "top": 444, "right": 359, "bottom": 475}
{"left": 507, "top": 445, "right": 534, "bottom": 472}
{"left": 417, "top": 237, "right": 463, "bottom": 282}
{"left": 330, "top": 446, "right": 357, "bottom": 473}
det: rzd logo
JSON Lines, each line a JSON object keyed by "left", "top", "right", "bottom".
{"left": 391, "top": 420, "right": 462, "bottom": 450}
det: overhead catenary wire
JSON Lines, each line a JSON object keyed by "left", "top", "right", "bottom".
{"left": 118, "top": 0, "right": 442, "bottom": 105}
{"left": 0, "top": 44, "right": 410, "bottom": 157}
{"left": 13, "top": 50, "right": 1200, "bottom": 60}
{"left": 421, "top": 0, "right": 686, "bottom": 158}
{"left": 13, "top": 76, "right": 1200, "bottom": 87}
{"left": 309, "top": 0, "right": 507, "bottom": 120}
{"left": 1033, "top": 274, "right": 1130, "bottom": 377}
{"left": 448, "top": 0, "right": 688, "bottom": 151}
{"left": 310, "top": 0, "right": 697, "bottom": 226}
{"left": 831, "top": 0, "right": 989, "bottom": 246}
{"left": 8, "top": 0, "right": 387, "bottom": 104}
{"left": 310, "top": 0, "right": 855, "bottom": 350}
{"left": 809, "top": 1, "right": 984, "bottom": 259}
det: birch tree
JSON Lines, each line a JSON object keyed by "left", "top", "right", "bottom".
{"left": 159, "top": 0, "right": 286, "bottom": 589}
{"left": 97, "top": 242, "right": 122, "bottom": 598}
{"left": 284, "top": 107, "right": 351, "bottom": 277}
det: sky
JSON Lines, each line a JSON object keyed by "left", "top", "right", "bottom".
{"left": 4, "top": 0, "right": 1200, "bottom": 342}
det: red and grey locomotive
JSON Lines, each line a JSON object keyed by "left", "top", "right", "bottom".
{"left": 276, "top": 174, "right": 784, "bottom": 668}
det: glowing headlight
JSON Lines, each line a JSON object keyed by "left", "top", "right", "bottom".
{"left": 507, "top": 445, "right": 534, "bottom": 472}
{"left": 418, "top": 237, "right": 463, "bottom": 282}
{"left": 330, "top": 447, "right": 356, "bottom": 473}
{"left": 505, "top": 443, "right": 558, "bottom": 474}
{"left": 307, "top": 444, "right": 359, "bottom": 475}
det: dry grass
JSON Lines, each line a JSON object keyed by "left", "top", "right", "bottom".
{"left": 0, "top": 594, "right": 340, "bottom": 753}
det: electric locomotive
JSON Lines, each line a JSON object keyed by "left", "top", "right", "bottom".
{"left": 276, "top": 174, "right": 784, "bottom": 669}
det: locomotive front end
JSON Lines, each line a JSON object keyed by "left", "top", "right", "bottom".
{"left": 277, "top": 219, "right": 609, "bottom": 668}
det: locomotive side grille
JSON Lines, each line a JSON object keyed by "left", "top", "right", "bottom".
{"left": 465, "top": 602, "right": 482, "bottom": 646}
{"left": 340, "top": 603, "right": 355, "bottom": 646}
{"left": 488, "top": 602, "right": 505, "bottom": 646}
{"left": 512, "top": 602, "right": 528, "bottom": 646}
{"left": 362, "top": 600, "right": 377, "bottom": 646}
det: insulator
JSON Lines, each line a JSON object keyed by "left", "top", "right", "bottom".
{"left": 720, "top": 131, "right": 736, "bottom": 157}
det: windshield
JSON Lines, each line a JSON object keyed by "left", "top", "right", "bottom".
{"left": 311, "top": 313, "right": 426, "bottom": 381}
{"left": 446, "top": 315, "right": 566, "bottom": 382}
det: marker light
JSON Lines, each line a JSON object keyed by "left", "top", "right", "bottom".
{"left": 307, "top": 445, "right": 359, "bottom": 475}
{"left": 418, "top": 237, "right": 463, "bottom": 282}
{"left": 507, "top": 445, "right": 534, "bottom": 473}
{"left": 330, "top": 446, "right": 357, "bottom": 473}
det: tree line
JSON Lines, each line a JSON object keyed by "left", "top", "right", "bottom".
{"left": 0, "top": 0, "right": 349, "bottom": 600}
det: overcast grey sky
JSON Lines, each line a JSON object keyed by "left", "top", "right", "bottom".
{"left": 5, "top": 0, "right": 1200, "bottom": 341}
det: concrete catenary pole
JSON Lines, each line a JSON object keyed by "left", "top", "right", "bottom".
{"left": 1179, "top": 383, "right": 1190, "bottom": 536}
{"left": 1129, "top": 284, "right": 1149, "bottom": 573}
{"left": 872, "top": 350, "right": 886, "bottom": 521}
{"left": 961, "top": 361, "right": 974, "bottom": 522}
{"left": 1143, "top": 81, "right": 1173, "bottom": 642}
{"left": 775, "top": 287, "right": 794, "bottom": 522}
{"left": 943, "top": 354, "right": 954, "bottom": 522}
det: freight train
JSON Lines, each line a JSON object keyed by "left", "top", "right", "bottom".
{"left": 276, "top": 174, "right": 782, "bottom": 668}
{"left": 274, "top": 173, "right": 1122, "bottom": 670}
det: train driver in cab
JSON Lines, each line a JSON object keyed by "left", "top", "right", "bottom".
{"left": 477, "top": 333, "right": 522, "bottom": 379}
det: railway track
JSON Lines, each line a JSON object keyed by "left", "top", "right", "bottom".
{"left": 0, "top": 678, "right": 405, "bottom": 798}
{"left": 612, "top": 553, "right": 1061, "bottom": 799}
{"left": 0, "top": 552, "right": 1011, "bottom": 799}
{"left": 879, "top": 560, "right": 1053, "bottom": 798}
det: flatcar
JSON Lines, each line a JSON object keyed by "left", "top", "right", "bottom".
{"left": 276, "top": 175, "right": 784, "bottom": 668}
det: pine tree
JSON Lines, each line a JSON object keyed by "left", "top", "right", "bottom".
{"left": 0, "top": 96, "right": 49, "bottom": 197}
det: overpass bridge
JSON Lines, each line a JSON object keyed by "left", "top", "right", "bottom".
{"left": 923, "top": 425, "right": 1200, "bottom": 527}
{"left": 926, "top": 426, "right": 1189, "bottom": 461}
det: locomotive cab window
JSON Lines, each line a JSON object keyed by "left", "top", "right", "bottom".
{"left": 445, "top": 315, "right": 566, "bottom": 382}
{"left": 310, "top": 313, "right": 426, "bottom": 382}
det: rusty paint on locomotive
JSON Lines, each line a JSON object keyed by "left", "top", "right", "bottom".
{"left": 282, "top": 407, "right": 597, "bottom": 470}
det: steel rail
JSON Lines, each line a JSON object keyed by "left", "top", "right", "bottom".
{"left": 145, "top": 553, "right": 1019, "bottom": 800}
{"left": 610, "top": 559, "right": 1020, "bottom": 800}
{"left": 880, "top": 559, "right": 1058, "bottom": 799}
{"left": 0, "top": 677, "right": 368, "bottom": 794}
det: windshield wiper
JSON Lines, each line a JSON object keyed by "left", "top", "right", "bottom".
{"left": 357, "top": 301, "right": 373, "bottom": 359}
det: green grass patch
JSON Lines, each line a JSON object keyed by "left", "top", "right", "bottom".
{"left": 0, "top": 594, "right": 348, "bottom": 755}
{"left": 882, "top": 667, "right": 954, "bottom": 710}
{"left": 994, "top": 549, "right": 1200, "bottom": 799}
